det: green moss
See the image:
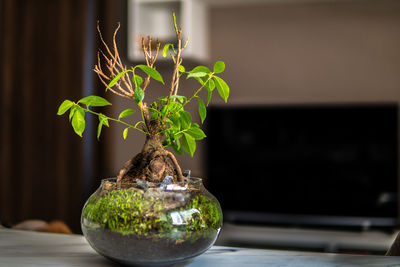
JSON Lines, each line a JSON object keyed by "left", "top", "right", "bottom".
{"left": 83, "top": 189, "right": 222, "bottom": 242}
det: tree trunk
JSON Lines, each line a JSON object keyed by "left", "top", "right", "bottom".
{"left": 116, "top": 118, "right": 184, "bottom": 184}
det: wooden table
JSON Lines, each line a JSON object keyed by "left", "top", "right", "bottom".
{"left": 1, "top": 228, "right": 400, "bottom": 266}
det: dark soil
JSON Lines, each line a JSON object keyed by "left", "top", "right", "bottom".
{"left": 85, "top": 228, "right": 216, "bottom": 266}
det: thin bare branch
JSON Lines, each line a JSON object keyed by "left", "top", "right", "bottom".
{"left": 169, "top": 31, "right": 182, "bottom": 98}
{"left": 97, "top": 21, "right": 114, "bottom": 64}
{"left": 95, "top": 72, "right": 131, "bottom": 99}
{"left": 111, "top": 24, "right": 133, "bottom": 93}
{"left": 142, "top": 37, "right": 150, "bottom": 66}
{"left": 140, "top": 36, "right": 161, "bottom": 93}
{"left": 148, "top": 36, "right": 152, "bottom": 58}
{"left": 183, "top": 37, "right": 189, "bottom": 49}
{"left": 109, "top": 87, "right": 131, "bottom": 99}
{"left": 113, "top": 23, "right": 124, "bottom": 68}
{"left": 105, "top": 64, "right": 131, "bottom": 96}
{"left": 95, "top": 22, "right": 135, "bottom": 99}
{"left": 142, "top": 76, "right": 151, "bottom": 92}
{"left": 94, "top": 66, "right": 109, "bottom": 81}
{"left": 153, "top": 42, "right": 161, "bottom": 63}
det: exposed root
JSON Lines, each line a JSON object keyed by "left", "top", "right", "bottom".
{"left": 152, "top": 150, "right": 184, "bottom": 183}
{"left": 116, "top": 147, "right": 184, "bottom": 185}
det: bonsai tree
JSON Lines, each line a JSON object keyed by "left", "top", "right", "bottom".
{"left": 57, "top": 14, "right": 229, "bottom": 185}
{"left": 58, "top": 16, "right": 228, "bottom": 264}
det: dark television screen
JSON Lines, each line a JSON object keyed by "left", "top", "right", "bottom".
{"left": 206, "top": 104, "right": 399, "bottom": 228}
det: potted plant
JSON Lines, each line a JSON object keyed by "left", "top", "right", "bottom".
{"left": 57, "top": 14, "right": 229, "bottom": 266}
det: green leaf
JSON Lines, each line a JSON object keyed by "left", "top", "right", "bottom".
{"left": 182, "top": 133, "right": 196, "bottom": 157}
{"left": 136, "top": 65, "right": 164, "bottom": 84}
{"left": 162, "top": 102, "right": 182, "bottom": 117}
{"left": 194, "top": 77, "right": 204, "bottom": 85}
{"left": 213, "top": 61, "right": 225, "bottom": 73}
{"left": 118, "top": 109, "right": 136, "bottom": 120}
{"left": 123, "top": 128, "right": 128, "bottom": 140}
{"left": 179, "top": 110, "right": 192, "bottom": 129}
{"left": 178, "top": 65, "right": 186, "bottom": 73}
{"left": 161, "top": 105, "right": 169, "bottom": 118}
{"left": 97, "top": 114, "right": 109, "bottom": 140}
{"left": 170, "top": 95, "right": 186, "bottom": 103}
{"left": 187, "top": 124, "right": 206, "bottom": 140}
{"left": 197, "top": 97, "right": 206, "bottom": 123}
{"left": 214, "top": 76, "right": 230, "bottom": 103}
{"left": 57, "top": 100, "right": 74, "bottom": 115}
{"left": 150, "top": 101, "right": 158, "bottom": 109}
{"left": 134, "top": 87, "right": 144, "bottom": 104}
{"left": 151, "top": 111, "right": 159, "bottom": 121}
{"left": 205, "top": 79, "right": 215, "bottom": 106}
{"left": 207, "top": 89, "right": 213, "bottom": 106}
{"left": 158, "top": 96, "right": 168, "bottom": 103}
{"left": 172, "top": 139, "right": 183, "bottom": 155}
{"left": 191, "top": 66, "right": 211, "bottom": 74}
{"left": 98, "top": 114, "right": 109, "bottom": 127}
{"left": 174, "top": 131, "right": 183, "bottom": 139}
{"left": 97, "top": 122, "right": 103, "bottom": 140}
{"left": 133, "top": 75, "right": 143, "bottom": 88}
{"left": 106, "top": 70, "right": 130, "bottom": 91}
{"left": 69, "top": 106, "right": 76, "bottom": 121}
{"left": 71, "top": 107, "right": 85, "bottom": 137}
{"left": 170, "top": 102, "right": 183, "bottom": 113}
{"left": 187, "top": 72, "right": 207, "bottom": 79}
{"left": 78, "top": 95, "right": 112, "bottom": 107}
{"left": 134, "top": 121, "right": 144, "bottom": 128}
{"left": 162, "top": 43, "right": 173, "bottom": 57}
{"left": 169, "top": 114, "right": 181, "bottom": 129}
{"left": 205, "top": 79, "right": 215, "bottom": 91}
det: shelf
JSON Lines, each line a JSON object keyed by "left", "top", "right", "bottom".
{"left": 127, "top": 0, "right": 208, "bottom": 62}
{"left": 216, "top": 223, "right": 398, "bottom": 254}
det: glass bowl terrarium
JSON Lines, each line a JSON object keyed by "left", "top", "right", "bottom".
{"left": 81, "top": 175, "right": 222, "bottom": 266}
{"left": 57, "top": 11, "right": 229, "bottom": 267}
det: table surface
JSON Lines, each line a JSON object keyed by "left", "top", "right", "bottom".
{"left": 1, "top": 228, "right": 400, "bottom": 267}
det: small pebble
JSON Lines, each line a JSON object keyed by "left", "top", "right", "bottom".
{"left": 165, "top": 184, "right": 187, "bottom": 191}
{"left": 136, "top": 179, "right": 149, "bottom": 191}
{"left": 103, "top": 181, "right": 113, "bottom": 191}
{"left": 159, "top": 176, "right": 173, "bottom": 190}
{"left": 183, "top": 170, "right": 191, "bottom": 178}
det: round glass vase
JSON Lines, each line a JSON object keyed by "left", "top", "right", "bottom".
{"left": 81, "top": 177, "right": 222, "bottom": 266}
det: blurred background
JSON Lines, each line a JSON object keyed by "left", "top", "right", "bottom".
{"left": 1, "top": 0, "right": 400, "bottom": 254}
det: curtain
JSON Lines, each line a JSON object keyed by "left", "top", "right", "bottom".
{"left": 0, "top": 0, "right": 122, "bottom": 233}
{"left": 1, "top": 0, "right": 87, "bottom": 232}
